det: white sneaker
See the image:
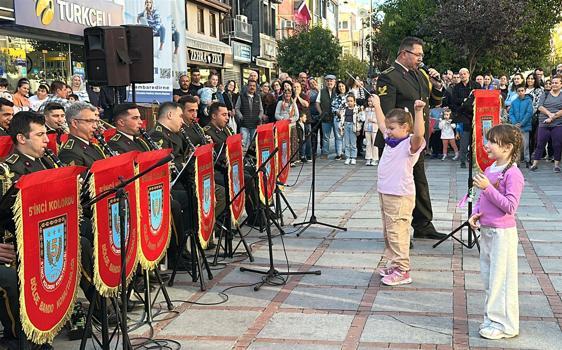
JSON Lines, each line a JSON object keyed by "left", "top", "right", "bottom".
{"left": 365, "top": 159, "right": 372, "bottom": 166}
{"left": 344, "top": 158, "right": 351, "bottom": 165}
{"left": 372, "top": 160, "right": 379, "bottom": 166}
{"left": 452, "top": 153, "right": 459, "bottom": 160}
{"left": 441, "top": 154, "right": 447, "bottom": 161}
{"left": 351, "top": 158, "right": 356, "bottom": 165}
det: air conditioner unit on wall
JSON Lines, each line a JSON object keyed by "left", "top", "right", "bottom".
{"left": 236, "top": 15, "right": 248, "bottom": 23}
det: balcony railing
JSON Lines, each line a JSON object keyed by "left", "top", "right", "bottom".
{"left": 221, "top": 17, "right": 253, "bottom": 43}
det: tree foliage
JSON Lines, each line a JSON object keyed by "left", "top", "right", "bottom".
{"left": 372, "top": 0, "right": 562, "bottom": 75}
{"left": 336, "top": 54, "right": 369, "bottom": 81}
{"left": 277, "top": 26, "right": 341, "bottom": 77}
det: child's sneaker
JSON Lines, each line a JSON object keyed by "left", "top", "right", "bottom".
{"left": 479, "top": 319, "right": 492, "bottom": 330}
{"left": 479, "top": 326, "right": 517, "bottom": 340}
{"left": 381, "top": 269, "right": 412, "bottom": 286}
{"left": 365, "top": 159, "right": 372, "bottom": 166}
{"left": 378, "top": 266, "right": 396, "bottom": 277}
{"left": 372, "top": 160, "right": 379, "bottom": 166}
{"left": 452, "top": 152, "right": 459, "bottom": 160}
{"left": 351, "top": 158, "right": 356, "bottom": 165}
{"left": 441, "top": 154, "right": 447, "bottom": 161}
{"left": 344, "top": 158, "right": 351, "bottom": 165}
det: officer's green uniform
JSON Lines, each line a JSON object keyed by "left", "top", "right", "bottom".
{"left": 58, "top": 134, "right": 106, "bottom": 168}
{"left": 108, "top": 131, "right": 151, "bottom": 154}
{"left": 376, "top": 62, "right": 443, "bottom": 237}
{"left": 0, "top": 126, "right": 7, "bottom": 136}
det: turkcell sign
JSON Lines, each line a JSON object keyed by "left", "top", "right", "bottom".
{"left": 15, "top": 0, "right": 123, "bottom": 36}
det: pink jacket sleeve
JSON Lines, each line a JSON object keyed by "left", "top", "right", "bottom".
{"left": 481, "top": 168, "right": 524, "bottom": 215}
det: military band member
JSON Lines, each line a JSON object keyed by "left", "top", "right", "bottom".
{"left": 0, "top": 98, "right": 14, "bottom": 137}
{"left": 43, "top": 102, "right": 67, "bottom": 145}
{"left": 107, "top": 103, "right": 151, "bottom": 154}
{"left": 178, "top": 95, "right": 209, "bottom": 147}
{"left": 58, "top": 102, "right": 106, "bottom": 168}
{"left": 0, "top": 112, "right": 92, "bottom": 350}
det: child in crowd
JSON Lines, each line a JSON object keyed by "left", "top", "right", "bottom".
{"left": 439, "top": 108, "right": 459, "bottom": 160}
{"left": 338, "top": 94, "right": 363, "bottom": 165}
{"left": 363, "top": 96, "right": 379, "bottom": 166}
{"left": 371, "top": 95, "right": 426, "bottom": 285}
{"left": 508, "top": 86, "right": 533, "bottom": 167}
{"left": 469, "top": 124, "right": 524, "bottom": 340}
{"left": 429, "top": 104, "right": 444, "bottom": 158}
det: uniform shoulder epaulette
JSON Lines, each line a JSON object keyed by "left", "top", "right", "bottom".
{"left": 62, "top": 139, "right": 75, "bottom": 150}
{"left": 155, "top": 125, "right": 163, "bottom": 132}
{"left": 5, "top": 154, "right": 19, "bottom": 164}
{"left": 110, "top": 134, "right": 121, "bottom": 142}
{"left": 203, "top": 126, "right": 211, "bottom": 131}
{"left": 381, "top": 66, "right": 395, "bottom": 75}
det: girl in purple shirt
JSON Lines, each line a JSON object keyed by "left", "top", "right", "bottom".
{"left": 469, "top": 124, "right": 525, "bottom": 340}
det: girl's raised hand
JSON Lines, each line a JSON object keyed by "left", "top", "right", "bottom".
{"left": 414, "top": 100, "right": 426, "bottom": 110}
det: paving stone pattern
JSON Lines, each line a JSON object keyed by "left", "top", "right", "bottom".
{"left": 49, "top": 158, "right": 562, "bottom": 349}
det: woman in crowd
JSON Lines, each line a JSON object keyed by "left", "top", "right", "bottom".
{"left": 221, "top": 79, "right": 239, "bottom": 132}
{"left": 70, "top": 74, "right": 89, "bottom": 102}
{"left": 330, "top": 81, "right": 349, "bottom": 160}
{"left": 275, "top": 87, "right": 299, "bottom": 122}
{"left": 28, "top": 84, "right": 49, "bottom": 111}
{"left": 499, "top": 75, "right": 509, "bottom": 101}
{"left": 271, "top": 80, "right": 282, "bottom": 100}
{"left": 262, "top": 87, "right": 278, "bottom": 124}
{"left": 483, "top": 75, "right": 495, "bottom": 90}
{"left": 525, "top": 72, "right": 545, "bottom": 155}
{"left": 530, "top": 75, "right": 562, "bottom": 173}
{"left": 12, "top": 78, "right": 31, "bottom": 112}
{"left": 505, "top": 73, "right": 525, "bottom": 109}
{"left": 293, "top": 81, "right": 311, "bottom": 162}
{"left": 278, "top": 80, "right": 293, "bottom": 101}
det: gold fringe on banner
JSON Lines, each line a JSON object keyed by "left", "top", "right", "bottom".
{"left": 13, "top": 178, "right": 82, "bottom": 345}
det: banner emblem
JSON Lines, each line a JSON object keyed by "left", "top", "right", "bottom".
{"left": 40, "top": 216, "right": 66, "bottom": 288}
{"left": 282, "top": 141, "right": 288, "bottom": 166}
{"left": 108, "top": 197, "right": 129, "bottom": 253}
{"left": 148, "top": 185, "right": 163, "bottom": 232}
{"left": 232, "top": 163, "right": 240, "bottom": 195}
{"left": 203, "top": 176, "right": 212, "bottom": 215}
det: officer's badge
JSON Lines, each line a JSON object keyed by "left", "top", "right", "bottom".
{"left": 5, "top": 154, "right": 19, "bottom": 164}
{"left": 110, "top": 134, "right": 121, "bottom": 142}
{"left": 40, "top": 215, "right": 67, "bottom": 288}
{"left": 378, "top": 86, "right": 388, "bottom": 96}
{"left": 63, "top": 139, "right": 74, "bottom": 150}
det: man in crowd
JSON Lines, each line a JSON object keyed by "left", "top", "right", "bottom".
{"left": 188, "top": 68, "right": 203, "bottom": 97}
{"left": 43, "top": 102, "right": 67, "bottom": 145}
{"left": 173, "top": 74, "right": 192, "bottom": 102}
{"left": 534, "top": 68, "right": 545, "bottom": 87}
{"left": 241, "top": 70, "right": 260, "bottom": 95}
{"left": 315, "top": 74, "right": 337, "bottom": 159}
{"left": 376, "top": 36, "right": 445, "bottom": 241}
{"left": 38, "top": 80, "right": 71, "bottom": 113}
{"left": 235, "top": 80, "right": 264, "bottom": 151}
{"left": 0, "top": 98, "right": 14, "bottom": 136}
{"left": 451, "top": 68, "right": 481, "bottom": 169}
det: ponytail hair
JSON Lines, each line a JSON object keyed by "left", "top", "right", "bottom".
{"left": 486, "top": 124, "right": 523, "bottom": 175}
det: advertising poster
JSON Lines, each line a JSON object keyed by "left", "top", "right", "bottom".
{"left": 123, "top": 0, "right": 175, "bottom": 102}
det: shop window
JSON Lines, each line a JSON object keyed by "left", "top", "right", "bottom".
{"left": 210, "top": 12, "right": 217, "bottom": 37}
{"left": 197, "top": 8, "right": 205, "bottom": 34}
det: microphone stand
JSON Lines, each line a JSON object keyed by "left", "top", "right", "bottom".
{"left": 292, "top": 113, "right": 347, "bottom": 236}
{"left": 240, "top": 147, "right": 321, "bottom": 290}
{"left": 80, "top": 154, "right": 173, "bottom": 350}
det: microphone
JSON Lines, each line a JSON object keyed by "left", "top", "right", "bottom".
{"left": 419, "top": 63, "right": 443, "bottom": 84}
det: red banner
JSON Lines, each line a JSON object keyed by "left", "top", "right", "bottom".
{"left": 473, "top": 90, "right": 501, "bottom": 171}
{"left": 89, "top": 152, "right": 140, "bottom": 297}
{"left": 14, "top": 166, "right": 85, "bottom": 344}
{"left": 275, "top": 120, "right": 291, "bottom": 185}
{"left": 256, "top": 123, "right": 276, "bottom": 204}
{"left": 226, "top": 134, "right": 245, "bottom": 227}
{"left": 136, "top": 149, "right": 172, "bottom": 270}
{"left": 0, "top": 136, "right": 13, "bottom": 159}
{"left": 194, "top": 144, "right": 215, "bottom": 249}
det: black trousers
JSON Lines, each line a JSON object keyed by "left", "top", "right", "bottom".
{"left": 411, "top": 155, "right": 435, "bottom": 233}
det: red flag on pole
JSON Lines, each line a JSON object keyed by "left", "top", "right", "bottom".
{"left": 256, "top": 123, "right": 276, "bottom": 204}
{"left": 473, "top": 90, "right": 501, "bottom": 171}
{"left": 275, "top": 120, "right": 291, "bottom": 185}
{"left": 194, "top": 144, "right": 216, "bottom": 249}
{"left": 226, "top": 134, "right": 245, "bottom": 227}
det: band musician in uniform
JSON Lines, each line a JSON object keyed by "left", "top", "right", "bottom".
{"left": 0, "top": 112, "right": 94, "bottom": 350}
{"left": 0, "top": 98, "right": 14, "bottom": 137}
{"left": 108, "top": 103, "right": 189, "bottom": 268}
{"left": 43, "top": 102, "right": 68, "bottom": 146}
{"left": 375, "top": 36, "right": 446, "bottom": 241}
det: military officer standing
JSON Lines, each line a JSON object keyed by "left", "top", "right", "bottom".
{"left": 376, "top": 36, "right": 445, "bottom": 241}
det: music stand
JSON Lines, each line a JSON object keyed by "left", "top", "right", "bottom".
{"left": 80, "top": 154, "right": 173, "bottom": 350}
{"left": 240, "top": 148, "right": 321, "bottom": 290}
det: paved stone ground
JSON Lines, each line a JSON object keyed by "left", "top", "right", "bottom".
{"left": 49, "top": 156, "right": 562, "bottom": 349}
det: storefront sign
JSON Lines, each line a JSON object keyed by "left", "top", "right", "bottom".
{"left": 14, "top": 0, "right": 122, "bottom": 36}
{"left": 256, "top": 58, "right": 275, "bottom": 69}
{"left": 188, "top": 49, "right": 224, "bottom": 66}
{"left": 232, "top": 42, "right": 251, "bottom": 63}
{"left": 259, "top": 33, "right": 277, "bottom": 60}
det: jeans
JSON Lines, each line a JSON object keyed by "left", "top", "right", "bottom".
{"left": 321, "top": 122, "right": 333, "bottom": 155}
{"left": 343, "top": 122, "right": 357, "bottom": 158}
{"left": 333, "top": 118, "right": 343, "bottom": 155}
{"left": 240, "top": 127, "right": 256, "bottom": 151}
{"left": 521, "top": 131, "right": 530, "bottom": 162}
{"left": 533, "top": 126, "right": 562, "bottom": 161}
{"left": 300, "top": 124, "right": 312, "bottom": 159}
